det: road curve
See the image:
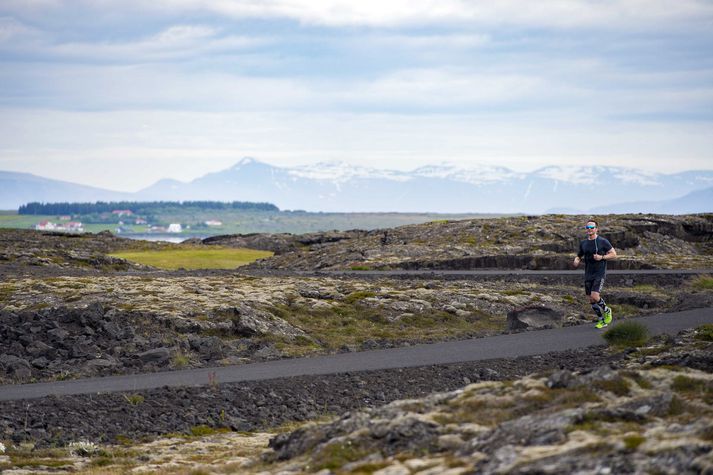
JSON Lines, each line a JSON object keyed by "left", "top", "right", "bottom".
{"left": 1, "top": 307, "right": 711, "bottom": 402}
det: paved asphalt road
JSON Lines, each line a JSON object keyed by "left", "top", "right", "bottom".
{"left": 1, "top": 307, "right": 711, "bottom": 402}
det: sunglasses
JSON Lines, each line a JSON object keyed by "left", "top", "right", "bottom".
{"left": 584, "top": 225, "right": 597, "bottom": 229}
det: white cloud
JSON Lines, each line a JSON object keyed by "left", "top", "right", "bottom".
{"left": 1, "top": 59, "right": 554, "bottom": 111}
{"left": 3, "top": 0, "right": 711, "bottom": 30}
{"left": 11, "top": 23, "right": 267, "bottom": 62}
{"left": 344, "top": 68, "right": 548, "bottom": 108}
{"left": 78, "top": 0, "right": 713, "bottom": 30}
{"left": 358, "top": 33, "right": 490, "bottom": 50}
{"left": 0, "top": 16, "right": 43, "bottom": 43}
{"left": 0, "top": 0, "right": 61, "bottom": 11}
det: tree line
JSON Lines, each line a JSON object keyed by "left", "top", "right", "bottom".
{"left": 18, "top": 201, "right": 279, "bottom": 215}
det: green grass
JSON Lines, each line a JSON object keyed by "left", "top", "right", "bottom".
{"left": 502, "top": 289, "right": 528, "bottom": 296}
{"left": 620, "top": 371, "right": 653, "bottom": 389}
{"left": 691, "top": 275, "right": 713, "bottom": 291}
{"left": 189, "top": 425, "right": 226, "bottom": 437}
{"left": 312, "top": 441, "right": 371, "bottom": 471}
{"left": 172, "top": 352, "right": 190, "bottom": 368}
{"left": 630, "top": 284, "right": 659, "bottom": 292}
{"left": 0, "top": 214, "right": 55, "bottom": 228}
{"left": 109, "top": 247, "right": 273, "bottom": 270}
{"left": 695, "top": 324, "right": 713, "bottom": 342}
{"left": 123, "top": 393, "right": 145, "bottom": 406}
{"left": 561, "top": 295, "right": 576, "bottom": 304}
{"left": 612, "top": 304, "right": 642, "bottom": 318}
{"left": 0, "top": 214, "right": 117, "bottom": 233}
{"left": 623, "top": 434, "right": 646, "bottom": 450}
{"left": 344, "top": 290, "right": 377, "bottom": 304}
{"left": 671, "top": 375, "right": 710, "bottom": 395}
{"left": 602, "top": 321, "right": 649, "bottom": 348}
{"left": 592, "top": 376, "right": 631, "bottom": 397}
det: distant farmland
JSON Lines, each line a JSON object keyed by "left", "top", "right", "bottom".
{"left": 0, "top": 208, "right": 511, "bottom": 236}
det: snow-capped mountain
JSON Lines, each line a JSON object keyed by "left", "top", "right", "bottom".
{"left": 3, "top": 158, "right": 712, "bottom": 213}
{"left": 135, "top": 158, "right": 713, "bottom": 213}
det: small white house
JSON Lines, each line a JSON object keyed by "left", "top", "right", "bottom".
{"left": 167, "top": 223, "right": 182, "bottom": 233}
{"left": 35, "top": 221, "right": 56, "bottom": 231}
{"left": 204, "top": 219, "right": 223, "bottom": 226}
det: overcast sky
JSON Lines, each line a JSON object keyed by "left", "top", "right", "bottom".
{"left": 1, "top": 0, "right": 712, "bottom": 191}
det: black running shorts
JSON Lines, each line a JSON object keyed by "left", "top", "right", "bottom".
{"left": 584, "top": 276, "right": 605, "bottom": 295}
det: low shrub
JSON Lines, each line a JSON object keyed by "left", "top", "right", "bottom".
{"left": 68, "top": 441, "right": 99, "bottom": 457}
{"left": 690, "top": 275, "right": 713, "bottom": 291}
{"left": 694, "top": 324, "right": 713, "bottom": 342}
{"left": 623, "top": 434, "right": 645, "bottom": 450}
{"left": 344, "top": 291, "right": 377, "bottom": 304}
{"left": 602, "top": 321, "right": 649, "bottom": 348}
{"left": 671, "top": 375, "right": 708, "bottom": 394}
{"left": 171, "top": 353, "right": 190, "bottom": 368}
{"left": 592, "top": 377, "right": 631, "bottom": 397}
{"left": 189, "top": 425, "right": 229, "bottom": 437}
{"left": 123, "top": 393, "right": 145, "bottom": 406}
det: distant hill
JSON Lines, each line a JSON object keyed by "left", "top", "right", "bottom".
{"left": 2, "top": 160, "right": 712, "bottom": 214}
{"left": 592, "top": 186, "right": 713, "bottom": 214}
{"left": 0, "top": 171, "right": 130, "bottom": 210}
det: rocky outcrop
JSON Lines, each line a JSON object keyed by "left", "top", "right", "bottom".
{"left": 507, "top": 305, "right": 563, "bottom": 330}
{"left": 202, "top": 230, "right": 367, "bottom": 254}
{"left": 229, "top": 305, "right": 309, "bottom": 339}
{"left": 0, "top": 302, "right": 310, "bottom": 383}
{"left": 0, "top": 228, "right": 160, "bottom": 272}
{"left": 245, "top": 214, "right": 713, "bottom": 270}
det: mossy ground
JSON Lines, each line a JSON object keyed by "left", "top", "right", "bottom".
{"left": 270, "top": 302, "right": 502, "bottom": 352}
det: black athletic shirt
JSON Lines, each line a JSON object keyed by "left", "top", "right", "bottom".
{"left": 578, "top": 236, "right": 613, "bottom": 279}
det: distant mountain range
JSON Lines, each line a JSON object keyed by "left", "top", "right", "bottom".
{"left": 2, "top": 158, "right": 712, "bottom": 214}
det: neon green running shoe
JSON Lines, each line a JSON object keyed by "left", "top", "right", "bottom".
{"left": 603, "top": 307, "right": 613, "bottom": 325}
{"left": 595, "top": 318, "right": 607, "bottom": 329}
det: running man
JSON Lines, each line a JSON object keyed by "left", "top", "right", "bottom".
{"left": 573, "top": 219, "right": 617, "bottom": 328}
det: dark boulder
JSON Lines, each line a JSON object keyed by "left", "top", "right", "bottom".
{"left": 507, "top": 305, "right": 563, "bottom": 331}
{"left": 138, "top": 348, "right": 171, "bottom": 364}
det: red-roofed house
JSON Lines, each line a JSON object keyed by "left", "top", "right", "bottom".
{"left": 35, "top": 221, "right": 56, "bottom": 231}
{"left": 112, "top": 210, "right": 133, "bottom": 216}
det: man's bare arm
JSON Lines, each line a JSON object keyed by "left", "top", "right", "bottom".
{"left": 593, "top": 248, "right": 616, "bottom": 261}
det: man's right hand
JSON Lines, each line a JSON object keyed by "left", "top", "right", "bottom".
{"left": 573, "top": 257, "right": 580, "bottom": 268}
